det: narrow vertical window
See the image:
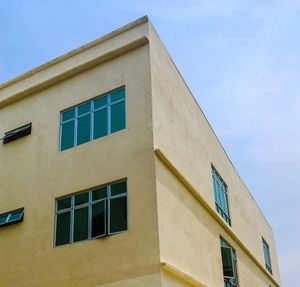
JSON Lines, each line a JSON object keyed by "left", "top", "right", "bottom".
{"left": 212, "top": 167, "right": 231, "bottom": 225}
{"left": 220, "top": 238, "right": 239, "bottom": 287}
{"left": 60, "top": 87, "right": 125, "bottom": 151}
{"left": 262, "top": 238, "right": 272, "bottom": 274}
{"left": 55, "top": 180, "right": 127, "bottom": 247}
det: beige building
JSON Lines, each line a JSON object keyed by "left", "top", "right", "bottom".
{"left": 0, "top": 16, "right": 280, "bottom": 287}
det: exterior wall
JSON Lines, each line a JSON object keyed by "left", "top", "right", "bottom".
{"left": 0, "top": 17, "right": 281, "bottom": 287}
{"left": 156, "top": 158, "right": 275, "bottom": 287}
{"left": 148, "top": 23, "right": 280, "bottom": 286}
{"left": 0, "top": 40, "right": 160, "bottom": 286}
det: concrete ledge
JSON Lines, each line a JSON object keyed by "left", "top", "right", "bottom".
{"left": 0, "top": 16, "right": 150, "bottom": 108}
{"left": 155, "top": 148, "right": 280, "bottom": 287}
{"left": 0, "top": 36, "right": 149, "bottom": 108}
{"left": 161, "top": 262, "right": 208, "bottom": 287}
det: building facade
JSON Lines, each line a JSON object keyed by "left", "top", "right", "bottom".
{"left": 0, "top": 17, "right": 281, "bottom": 287}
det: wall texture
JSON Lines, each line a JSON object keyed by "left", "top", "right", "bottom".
{"left": 0, "top": 21, "right": 161, "bottom": 286}
{"left": 0, "top": 17, "right": 280, "bottom": 287}
{"left": 148, "top": 21, "right": 280, "bottom": 287}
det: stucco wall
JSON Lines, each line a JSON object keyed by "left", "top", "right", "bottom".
{"left": 148, "top": 22, "right": 280, "bottom": 286}
{"left": 156, "top": 158, "right": 275, "bottom": 287}
{"left": 0, "top": 43, "right": 160, "bottom": 286}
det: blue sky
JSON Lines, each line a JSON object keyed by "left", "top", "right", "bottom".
{"left": 1, "top": 1, "right": 299, "bottom": 285}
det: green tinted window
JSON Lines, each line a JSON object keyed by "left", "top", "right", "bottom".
{"left": 111, "top": 101, "right": 125, "bottom": 133}
{"left": 0, "top": 215, "right": 7, "bottom": 225}
{"left": 57, "top": 197, "right": 71, "bottom": 211}
{"left": 62, "top": 109, "right": 75, "bottom": 121}
{"left": 60, "top": 87, "right": 125, "bottom": 151}
{"left": 73, "top": 207, "right": 89, "bottom": 242}
{"left": 111, "top": 181, "right": 127, "bottom": 196}
{"left": 212, "top": 168, "right": 231, "bottom": 225}
{"left": 92, "top": 201, "right": 105, "bottom": 238}
{"left": 61, "top": 121, "right": 75, "bottom": 151}
{"left": 9, "top": 211, "right": 23, "bottom": 222}
{"left": 55, "top": 180, "right": 127, "bottom": 246}
{"left": 77, "top": 115, "right": 91, "bottom": 145}
{"left": 111, "top": 88, "right": 125, "bottom": 102}
{"left": 56, "top": 212, "right": 71, "bottom": 246}
{"left": 92, "top": 187, "right": 107, "bottom": 201}
{"left": 75, "top": 192, "right": 89, "bottom": 206}
{"left": 78, "top": 102, "right": 91, "bottom": 115}
{"left": 94, "top": 95, "right": 107, "bottom": 109}
{"left": 110, "top": 197, "right": 127, "bottom": 233}
{"left": 94, "top": 109, "right": 108, "bottom": 139}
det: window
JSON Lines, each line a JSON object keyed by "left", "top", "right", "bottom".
{"left": 2, "top": 123, "right": 32, "bottom": 144}
{"left": 55, "top": 180, "right": 127, "bottom": 247}
{"left": 0, "top": 208, "right": 24, "bottom": 227}
{"left": 221, "top": 238, "right": 239, "bottom": 287}
{"left": 212, "top": 167, "right": 231, "bottom": 225}
{"left": 262, "top": 238, "right": 272, "bottom": 274}
{"left": 60, "top": 87, "right": 126, "bottom": 151}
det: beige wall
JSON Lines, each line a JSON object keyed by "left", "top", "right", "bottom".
{"left": 0, "top": 40, "right": 160, "bottom": 286}
{"left": 148, "top": 22, "right": 280, "bottom": 286}
{"left": 0, "top": 17, "right": 281, "bottom": 287}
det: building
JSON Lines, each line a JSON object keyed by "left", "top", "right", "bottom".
{"left": 0, "top": 16, "right": 281, "bottom": 287}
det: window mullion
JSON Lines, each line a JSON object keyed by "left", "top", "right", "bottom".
{"left": 107, "top": 95, "right": 111, "bottom": 134}
{"left": 107, "top": 185, "right": 111, "bottom": 235}
{"left": 74, "top": 108, "right": 78, "bottom": 147}
{"left": 70, "top": 196, "right": 75, "bottom": 243}
{"left": 91, "top": 101, "right": 94, "bottom": 141}
{"left": 88, "top": 192, "right": 92, "bottom": 240}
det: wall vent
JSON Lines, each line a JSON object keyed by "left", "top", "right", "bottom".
{"left": 2, "top": 123, "right": 32, "bottom": 144}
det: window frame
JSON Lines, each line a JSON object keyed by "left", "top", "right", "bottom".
{"left": 54, "top": 180, "right": 128, "bottom": 247}
{"left": 220, "top": 237, "right": 239, "bottom": 287}
{"left": 59, "top": 86, "right": 126, "bottom": 151}
{"left": 212, "top": 166, "right": 231, "bottom": 225}
{"left": 262, "top": 237, "right": 272, "bottom": 274}
{"left": 0, "top": 208, "right": 24, "bottom": 228}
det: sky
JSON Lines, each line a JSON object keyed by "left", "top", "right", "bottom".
{"left": 1, "top": 1, "right": 299, "bottom": 285}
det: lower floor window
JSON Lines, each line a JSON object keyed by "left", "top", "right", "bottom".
{"left": 55, "top": 180, "right": 127, "bottom": 247}
{"left": 220, "top": 238, "right": 239, "bottom": 287}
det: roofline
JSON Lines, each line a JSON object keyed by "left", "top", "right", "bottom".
{"left": 0, "top": 15, "right": 149, "bottom": 90}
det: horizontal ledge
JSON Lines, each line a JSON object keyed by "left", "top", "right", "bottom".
{"left": 155, "top": 148, "right": 280, "bottom": 287}
{"left": 0, "top": 16, "right": 149, "bottom": 89}
{"left": 160, "top": 262, "right": 208, "bottom": 287}
{"left": 0, "top": 36, "right": 149, "bottom": 108}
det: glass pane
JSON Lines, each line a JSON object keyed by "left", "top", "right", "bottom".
{"left": 94, "top": 95, "right": 107, "bottom": 109}
{"left": 9, "top": 211, "right": 23, "bottom": 222}
{"left": 55, "top": 212, "right": 71, "bottom": 246}
{"left": 0, "top": 215, "right": 8, "bottom": 225}
{"left": 221, "top": 246, "right": 234, "bottom": 278}
{"left": 57, "top": 197, "right": 71, "bottom": 210}
{"left": 77, "top": 114, "right": 91, "bottom": 145}
{"left": 62, "top": 109, "right": 75, "bottom": 122}
{"left": 92, "top": 201, "right": 105, "bottom": 238}
{"left": 61, "top": 121, "right": 75, "bottom": 151}
{"left": 110, "top": 196, "right": 127, "bottom": 233}
{"left": 73, "top": 207, "right": 89, "bottom": 242}
{"left": 94, "top": 109, "right": 108, "bottom": 139}
{"left": 78, "top": 102, "right": 91, "bottom": 115}
{"left": 93, "top": 187, "right": 107, "bottom": 201}
{"left": 111, "top": 101, "right": 125, "bottom": 133}
{"left": 111, "top": 181, "right": 127, "bottom": 196}
{"left": 75, "top": 192, "right": 89, "bottom": 206}
{"left": 111, "top": 88, "right": 125, "bottom": 102}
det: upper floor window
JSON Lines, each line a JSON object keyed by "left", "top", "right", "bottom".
{"left": 55, "top": 180, "right": 127, "bottom": 247}
{"left": 0, "top": 208, "right": 24, "bottom": 228}
{"left": 212, "top": 167, "right": 231, "bottom": 225}
{"left": 262, "top": 238, "right": 272, "bottom": 274}
{"left": 60, "top": 87, "right": 126, "bottom": 151}
{"left": 221, "top": 238, "right": 239, "bottom": 287}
